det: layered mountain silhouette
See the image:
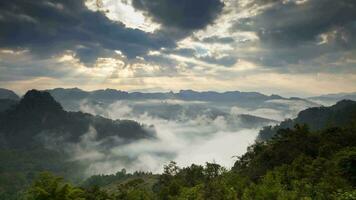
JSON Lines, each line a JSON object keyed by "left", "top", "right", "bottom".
{"left": 44, "top": 88, "right": 318, "bottom": 109}
{"left": 258, "top": 100, "right": 356, "bottom": 141}
{"left": 0, "top": 90, "right": 155, "bottom": 149}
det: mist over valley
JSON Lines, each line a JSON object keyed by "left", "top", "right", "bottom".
{"left": 0, "top": 88, "right": 324, "bottom": 175}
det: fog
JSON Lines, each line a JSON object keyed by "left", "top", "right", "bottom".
{"left": 58, "top": 98, "right": 314, "bottom": 175}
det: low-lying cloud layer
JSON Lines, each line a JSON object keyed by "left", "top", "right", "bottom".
{"left": 44, "top": 97, "right": 314, "bottom": 175}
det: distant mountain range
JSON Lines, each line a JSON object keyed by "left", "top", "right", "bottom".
{"left": 39, "top": 88, "right": 320, "bottom": 120}
{"left": 0, "top": 87, "right": 321, "bottom": 110}
{"left": 45, "top": 88, "right": 279, "bottom": 102}
{"left": 309, "top": 92, "right": 356, "bottom": 105}
{"left": 0, "top": 88, "right": 328, "bottom": 128}
{"left": 44, "top": 88, "right": 313, "bottom": 104}
{"left": 2, "top": 88, "right": 355, "bottom": 107}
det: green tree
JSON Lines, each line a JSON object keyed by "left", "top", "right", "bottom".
{"left": 25, "top": 172, "right": 84, "bottom": 200}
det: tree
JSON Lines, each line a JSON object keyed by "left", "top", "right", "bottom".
{"left": 25, "top": 172, "right": 84, "bottom": 200}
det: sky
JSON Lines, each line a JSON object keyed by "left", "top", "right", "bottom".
{"left": 0, "top": 0, "right": 356, "bottom": 97}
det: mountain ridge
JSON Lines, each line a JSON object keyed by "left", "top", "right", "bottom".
{"left": 258, "top": 99, "right": 356, "bottom": 141}
{"left": 309, "top": 92, "right": 356, "bottom": 105}
{"left": 0, "top": 88, "right": 19, "bottom": 100}
{"left": 40, "top": 87, "right": 303, "bottom": 102}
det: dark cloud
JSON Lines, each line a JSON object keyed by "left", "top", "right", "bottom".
{"left": 200, "top": 55, "right": 237, "bottom": 67}
{"left": 234, "top": 0, "right": 356, "bottom": 46}
{"left": 132, "top": 0, "right": 224, "bottom": 36}
{"left": 231, "top": 0, "right": 356, "bottom": 67}
{"left": 0, "top": 52, "right": 76, "bottom": 82}
{"left": 168, "top": 48, "right": 196, "bottom": 58}
{"left": 0, "top": 0, "right": 175, "bottom": 64}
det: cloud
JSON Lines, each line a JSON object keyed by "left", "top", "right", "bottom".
{"left": 230, "top": 0, "right": 356, "bottom": 67}
{"left": 201, "top": 36, "right": 235, "bottom": 44}
{"left": 0, "top": 0, "right": 175, "bottom": 63}
{"left": 235, "top": 0, "right": 356, "bottom": 42}
{"left": 0, "top": 0, "right": 355, "bottom": 97}
{"left": 85, "top": 0, "right": 160, "bottom": 32}
{"left": 71, "top": 99, "right": 271, "bottom": 174}
{"left": 131, "top": 0, "right": 224, "bottom": 37}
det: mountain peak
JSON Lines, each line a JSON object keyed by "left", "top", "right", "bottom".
{"left": 18, "top": 90, "right": 63, "bottom": 113}
{"left": 331, "top": 99, "right": 356, "bottom": 109}
{"left": 0, "top": 88, "right": 20, "bottom": 100}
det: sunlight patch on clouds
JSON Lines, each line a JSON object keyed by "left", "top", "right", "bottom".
{"left": 56, "top": 53, "right": 118, "bottom": 79}
{"left": 0, "top": 49, "right": 29, "bottom": 55}
{"left": 169, "top": 0, "right": 261, "bottom": 72}
{"left": 168, "top": 54, "right": 221, "bottom": 69}
{"left": 85, "top": 0, "right": 160, "bottom": 32}
{"left": 230, "top": 59, "right": 258, "bottom": 71}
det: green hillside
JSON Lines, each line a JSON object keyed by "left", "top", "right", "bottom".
{"left": 258, "top": 100, "right": 356, "bottom": 141}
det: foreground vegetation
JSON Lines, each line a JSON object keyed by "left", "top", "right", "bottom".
{"left": 21, "top": 124, "right": 356, "bottom": 200}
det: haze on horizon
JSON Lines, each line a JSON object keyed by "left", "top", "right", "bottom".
{"left": 0, "top": 0, "right": 356, "bottom": 97}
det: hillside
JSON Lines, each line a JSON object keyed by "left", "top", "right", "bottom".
{"left": 0, "top": 90, "right": 155, "bottom": 148}
{"left": 0, "top": 99, "right": 17, "bottom": 112}
{"left": 257, "top": 100, "right": 356, "bottom": 141}
{"left": 0, "top": 90, "right": 155, "bottom": 199}
{"left": 0, "top": 88, "right": 19, "bottom": 101}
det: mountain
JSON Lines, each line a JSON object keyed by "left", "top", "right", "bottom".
{"left": 47, "top": 87, "right": 89, "bottom": 100}
{"left": 45, "top": 88, "right": 317, "bottom": 108}
{"left": 309, "top": 92, "right": 356, "bottom": 105}
{"left": 0, "top": 88, "right": 19, "bottom": 100}
{"left": 46, "top": 88, "right": 279, "bottom": 102}
{"left": 0, "top": 99, "right": 17, "bottom": 112}
{"left": 0, "top": 90, "right": 155, "bottom": 148}
{"left": 0, "top": 90, "right": 157, "bottom": 198}
{"left": 237, "top": 114, "right": 278, "bottom": 128}
{"left": 42, "top": 88, "right": 320, "bottom": 122}
{"left": 257, "top": 100, "right": 356, "bottom": 141}
{"left": 0, "top": 89, "right": 20, "bottom": 112}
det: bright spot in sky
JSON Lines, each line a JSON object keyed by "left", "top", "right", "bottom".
{"left": 85, "top": 0, "right": 159, "bottom": 32}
